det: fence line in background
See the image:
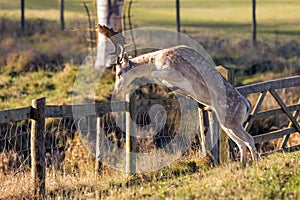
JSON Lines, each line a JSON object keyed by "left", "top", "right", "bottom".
{"left": 17, "top": 0, "right": 97, "bottom": 31}
{"left": 59, "top": 0, "right": 65, "bottom": 30}
{"left": 21, "top": 0, "right": 25, "bottom": 31}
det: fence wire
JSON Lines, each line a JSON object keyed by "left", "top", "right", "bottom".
{"left": 0, "top": 98, "right": 203, "bottom": 174}
{"left": 0, "top": 120, "right": 31, "bottom": 174}
{"left": 0, "top": 117, "right": 95, "bottom": 174}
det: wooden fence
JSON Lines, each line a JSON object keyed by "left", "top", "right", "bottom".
{"left": 0, "top": 75, "right": 299, "bottom": 198}
{"left": 215, "top": 75, "right": 300, "bottom": 164}
{"left": 239, "top": 76, "right": 300, "bottom": 151}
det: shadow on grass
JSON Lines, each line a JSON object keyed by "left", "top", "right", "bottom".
{"left": 123, "top": 159, "right": 213, "bottom": 188}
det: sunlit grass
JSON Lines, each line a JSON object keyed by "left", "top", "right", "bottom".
{"left": 1, "top": 151, "right": 299, "bottom": 199}
{"left": 132, "top": 0, "right": 300, "bottom": 40}
{"left": 0, "top": 66, "right": 77, "bottom": 110}
{"left": 1, "top": 0, "right": 299, "bottom": 40}
{"left": 0, "top": 9, "right": 86, "bottom": 22}
{"left": 0, "top": 65, "right": 116, "bottom": 110}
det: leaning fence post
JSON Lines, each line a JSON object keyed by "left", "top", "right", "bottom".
{"left": 199, "top": 66, "right": 234, "bottom": 165}
{"left": 125, "top": 93, "right": 136, "bottom": 175}
{"left": 30, "top": 97, "right": 46, "bottom": 198}
{"left": 215, "top": 66, "right": 234, "bottom": 164}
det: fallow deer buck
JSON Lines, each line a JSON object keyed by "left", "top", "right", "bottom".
{"left": 96, "top": 24, "right": 258, "bottom": 164}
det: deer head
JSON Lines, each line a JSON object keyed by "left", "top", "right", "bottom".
{"left": 95, "top": 24, "right": 132, "bottom": 88}
{"left": 95, "top": 24, "right": 127, "bottom": 64}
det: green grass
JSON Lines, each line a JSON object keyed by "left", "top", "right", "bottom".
{"left": 0, "top": 0, "right": 89, "bottom": 12}
{"left": 0, "top": 66, "right": 76, "bottom": 109}
{"left": 1, "top": 151, "right": 300, "bottom": 199}
{"left": 0, "top": 0, "right": 91, "bottom": 23}
{"left": 131, "top": 0, "right": 300, "bottom": 40}
{"left": 1, "top": 0, "right": 299, "bottom": 40}
{"left": 96, "top": 152, "right": 300, "bottom": 200}
{"left": 0, "top": 66, "right": 116, "bottom": 110}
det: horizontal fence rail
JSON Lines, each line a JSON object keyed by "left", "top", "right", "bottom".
{"left": 0, "top": 107, "right": 31, "bottom": 123}
{"left": 237, "top": 75, "right": 300, "bottom": 95}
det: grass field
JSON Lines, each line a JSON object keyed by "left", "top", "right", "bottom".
{"left": 0, "top": 1, "right": 299, "bottom": 199}
{"left": 0, "top": 0, "right": 299, "bottom": 40}
{"left": 1, "top": 151, "right": 299, "bottom": 199}
{"left": 133, "top": 0, "right": 300, "bottom": 40}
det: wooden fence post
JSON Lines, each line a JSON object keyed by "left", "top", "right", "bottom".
{"left": 198, "top": 66, "right": 237, "bottom": 165}
{"left": 198, "top": 106, "right": 220, "bottom": 165}
{"left": 21, "top": 0, "right": 25, "bottom": 31}
{"left": 30, "top": 97, "right": 46, "bottom": 198}
{"left": 59, "top": 0, "right": 65, "bottom": 30}
{"left": 215, "top": 66, "right": 230, "bottom": 164}
{"left": 176, "top": 0, "right": 180, "bottom": 32}
{"left": 215, "top": 66, "right": 235, "bottom": 164}
{"left": 95, "top": 115, "right": 103, "bottom": 200}
{"left": 252, "top": 0, "right": 257, "bottom": 45}
{"left": 125, "top": 93, "right": 136, "bottom": 175}
{"left": 95, "top": 115, "right": 103, "bottom": 175}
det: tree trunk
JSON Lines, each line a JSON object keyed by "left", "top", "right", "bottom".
{"left": 95, "top": 0, "right": 124, "bottom": 68}
{"left": 94, "top": 0, "right": 124, "bottom": 173}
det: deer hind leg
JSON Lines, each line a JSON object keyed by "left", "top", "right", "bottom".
{"left": 221, "top": 126, "right": 248, "bottom": 163}
{"left": 237, "top": 128, "right": 258, "bottom": 161}
{"left": 222, "top": 125, "right": 258, "bottom": 163}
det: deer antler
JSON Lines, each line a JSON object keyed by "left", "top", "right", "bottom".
{"left": 95, "top": 24, "right": 126, "bottom": 62}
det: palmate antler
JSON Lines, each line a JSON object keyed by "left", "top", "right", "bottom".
{"left": 95, "top": 24, "right": 126, "bottom": 64}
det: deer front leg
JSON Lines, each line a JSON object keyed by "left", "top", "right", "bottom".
{"left": 221, "top": 125, "right": 258, "bottom": 164}
{"left": 152, "top": 77, "right": 180, "bottom": 92}
{"left": 114, "top": 65, "right": 153, "bottom": 94}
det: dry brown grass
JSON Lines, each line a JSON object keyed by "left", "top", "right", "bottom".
{"left": 0, "top": 171, "right": 33, "bottom": 199}
{"left": 1, "top": 150, "right": 299, "bottom": 199}
{"left": 0, "top": 18, "right": 87, "bottom": 73}
{"left": 0, "top": 170, "right": 97, "bottom": 199}
{"left": 0, "top": 133, "right": 98, "bottom": 199}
